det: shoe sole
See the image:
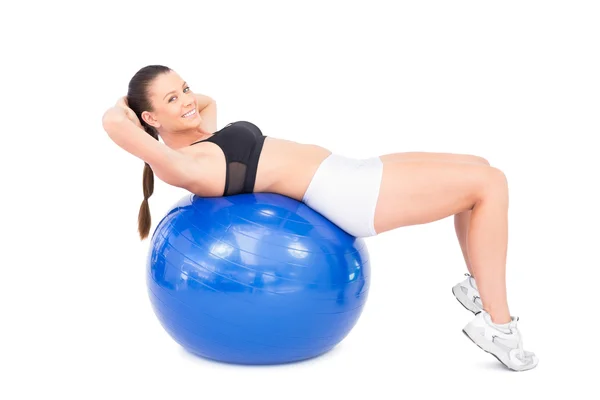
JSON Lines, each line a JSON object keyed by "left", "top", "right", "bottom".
{"left": 462, "top": 328, "right": 515, "bottom": 371}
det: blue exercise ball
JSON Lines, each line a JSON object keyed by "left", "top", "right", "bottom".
{"left": 146, "top": 193, "right": 371, "bottom": 365}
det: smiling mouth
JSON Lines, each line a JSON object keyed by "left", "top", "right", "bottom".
{"left": 182, "top": 109, "right": 197, "bottom": 118}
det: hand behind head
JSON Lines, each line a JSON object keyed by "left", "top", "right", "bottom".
{"left": 116, "top": 96, "right": 142, "bottom": 129}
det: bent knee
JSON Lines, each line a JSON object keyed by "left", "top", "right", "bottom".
{"left": 482, "top": 167, "right": 509, "bottom": 199}
{"left": 471, "top": 166, "right": 508, "bottom": 201}
{"left": 470, "top": 155, "right": 490, "bottom": 166}
{"left": 489, "top": 167, "right": 508, "bottom": 185}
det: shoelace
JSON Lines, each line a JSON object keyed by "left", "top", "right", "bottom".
{"left": 463, "top": 273, "right": 483, "bottom": 307}
{"left": 464, "top": 272, "right": 477, "bottom": 288}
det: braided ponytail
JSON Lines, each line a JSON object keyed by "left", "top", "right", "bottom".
{"left": 127, "top": 64, "right": 172, "bottom": 240}
{"left": 137, "top": 127, "right": 159, "bottom": 240}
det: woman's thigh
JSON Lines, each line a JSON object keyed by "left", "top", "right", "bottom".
{"left": 373, "top": 159, "right": 505, "bottom": 234}
{"left": 379, "top": 152, "right": 490, "bottom": 166}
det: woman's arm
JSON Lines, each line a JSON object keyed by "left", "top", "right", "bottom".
{"left": 195, "top": 94, "right": 217, "bottom": 133}
{"left": 102, "top": 108, "right": 194, "bottom": 188}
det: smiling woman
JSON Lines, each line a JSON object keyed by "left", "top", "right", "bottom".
{"left": 101, "top": 64, "right": 540, "bottom": 371}
{"left": 140, "top": 72, "right": 218, "bottom": 143}
{"left": 102, "top": 65, "right": 218, "bottom": 238}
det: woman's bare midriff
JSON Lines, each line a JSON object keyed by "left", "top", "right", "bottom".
{"left": 178, "top": 137, "right": 332, "bottom": 201}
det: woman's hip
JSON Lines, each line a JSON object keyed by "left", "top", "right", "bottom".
{"left": 301, "top": 154, "right": 384, "bottom": 237}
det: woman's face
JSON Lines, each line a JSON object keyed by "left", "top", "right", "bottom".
{"left": 143, "top": 71, "right": 201, "bottom": 132}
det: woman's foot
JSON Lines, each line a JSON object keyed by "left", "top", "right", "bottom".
{"left": 452, "top": 273, "right": 484, "bottom": 314}
{"left": 463, "top": 310, "right": 539, "bottom": 371}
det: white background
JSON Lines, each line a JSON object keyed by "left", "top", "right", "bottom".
{"left": 1, "top": 0, "right": 599, "bottom": 398}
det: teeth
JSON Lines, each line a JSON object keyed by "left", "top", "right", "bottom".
{"left": 182, "top": 109, "right": 196, "bottom": 118}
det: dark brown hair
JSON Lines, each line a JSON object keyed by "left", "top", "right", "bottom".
{"left": 126, "top": 65, "right": 172, "bottom": 240}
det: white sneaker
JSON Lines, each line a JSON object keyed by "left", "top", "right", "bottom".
{"left": 463, "top": 310, "right": 539, "bottom": 371}
{"left": 452, "top": 273, "right": 484, "bottom": 314}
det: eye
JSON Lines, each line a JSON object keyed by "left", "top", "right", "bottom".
{"left": 168, "top": 87, "right": 191, "bottom": 102}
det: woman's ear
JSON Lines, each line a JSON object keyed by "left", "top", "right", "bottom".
{"left": 142, "top": 111, "right": 161, "bottom": 129}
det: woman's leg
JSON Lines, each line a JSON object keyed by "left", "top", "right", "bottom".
{"left": 379, "top": 152, "right": 491, "bottom": 278}
{"left": 373, "top": 158, "right": 511, "bottom": 324}
{"left": 378, "top": 151, "right": 490, "bottom": 166}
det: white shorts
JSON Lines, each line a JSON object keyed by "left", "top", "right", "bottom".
{"left": 302, "top": 154, "right": 383, "bottom": 237}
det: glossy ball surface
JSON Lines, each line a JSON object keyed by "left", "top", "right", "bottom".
{"left": 147, "top": 193, "right": 370, "bottom": 364}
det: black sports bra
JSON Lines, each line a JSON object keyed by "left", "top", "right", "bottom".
{"left": 190, "top": 121, "right": 266, "bottom": 196}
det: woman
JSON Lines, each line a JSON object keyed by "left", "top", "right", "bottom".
{"left": 102, "top": 64, "right": 538, "bottom": 371}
